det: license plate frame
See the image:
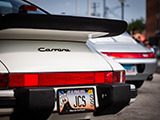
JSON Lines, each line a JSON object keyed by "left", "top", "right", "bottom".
{"left": 57, "top": 88, "right": 95, "bottom": 114}
{"left": 123, "top": 65, "right": 137, "bottom": 75}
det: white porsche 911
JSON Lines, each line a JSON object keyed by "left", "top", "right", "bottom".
{"left": 0, "top": 0, "right": 137, "bottom": 120}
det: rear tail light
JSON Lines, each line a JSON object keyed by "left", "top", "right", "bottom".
{"left": 114, "top": 71, "right": 121, "bottom": 83}
{"left": 0, "top": 74, "right": 7, "bottom": 88}
{"left": 24, "top": 74, "right": 38, "bottom": 86}
{"left": 95, "top": 72, "right": 113, "bottom": 83}
{"left": 122, "top": 71, "right": 126, "bottom": 82}
{"left": 102, "top": 52, "right": 156, "bottom": 58}
{"left": 9, "top": 74, "right": 23, "bottom": 87}
{"left": 0, "top": 71, "right": 125, "bottom": 88}
{"left": 114, "top": 71, "right": 125, "bottom": 83}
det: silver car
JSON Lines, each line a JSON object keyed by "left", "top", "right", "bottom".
{"left": 88, "top": 32, "right": 157, "bottom": 88}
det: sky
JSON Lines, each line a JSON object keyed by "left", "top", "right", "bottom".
{"left": 29, "top": 0, "right": 146, "bottom": 24}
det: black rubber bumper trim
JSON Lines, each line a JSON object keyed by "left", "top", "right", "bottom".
{"left": 94, "top": 83, "right": 131, "bottom": 116}
{"left": 11, "top": 87, "right": 55, "bottom": 120}
{"left": 0, "top": 97, "right": 16, "bottom": 108}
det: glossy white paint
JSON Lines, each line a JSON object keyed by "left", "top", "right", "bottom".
{"left": 0, "top": 40, "right": 114, "bottom": 72}
{"left": 0, "top": 62, "right": 8, "bottom": 73}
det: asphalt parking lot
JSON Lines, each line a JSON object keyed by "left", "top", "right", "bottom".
{"left": 91, "top": 61, "right": 160, "bottom": 120}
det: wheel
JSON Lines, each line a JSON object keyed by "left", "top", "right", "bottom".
{"left": 126, "top": 80, "right": 144, "bottom": 88}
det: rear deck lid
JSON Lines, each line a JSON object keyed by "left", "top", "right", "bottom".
{"left": 0, "top": 40, "right": 114, "bottom": 72}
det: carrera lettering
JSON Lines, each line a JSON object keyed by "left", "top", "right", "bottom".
{"left": 38, "top": 47, "right": 71, "bottom": 52}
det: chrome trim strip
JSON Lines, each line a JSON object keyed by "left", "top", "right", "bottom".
{"left": 0, "top": 90, "right": 14, "bottom": 97}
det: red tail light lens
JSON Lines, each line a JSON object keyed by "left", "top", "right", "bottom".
{"left": 114, "top": 71, "right": 121, "bottom": 83}
{"left": 0, "top": 74, "right": 7, "bottom": 88}
{"left": 102, "top": 52, "right": 156, "bottom": 58}
{"left": 104, "top": 72, "right": 114, "bottom": 83}
{"left": 114, "top": 71, "right": 126, "bottom": 83}
{"left": 24, "top": 74, "right": 38, "bottom": 86}
{"left": 19, "top": 5, "right": 37, "bottom": 11}
{"left": 39, "top": 73, "right": 95, "bottom": 86}
{"left": 95, "top": 72, "right": 113, "bottom": 83}
{"left": 6, "top": 71, "right": 125, "bottom": 88}
{"left": 122, "top": 71, "right": 126, "bottom": 82}
{"left": 9, "top": 74, "right": 23, "bottom": 87}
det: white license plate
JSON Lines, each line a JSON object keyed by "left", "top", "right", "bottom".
{"left": 57, "top": 88, "right": 95, "bottom": 114}
{"left": 123, "top": 65, "right": 137, "bottom": 75}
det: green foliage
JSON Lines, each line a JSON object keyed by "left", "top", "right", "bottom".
{"left": 127, "top": 17, "right": 145, "bottom": 34}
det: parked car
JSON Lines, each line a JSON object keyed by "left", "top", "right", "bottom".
{"left": 88, "top": 32, "right": 157, "bottom": 88}
{"left": 0, "top": 0, "right": 137, "bottom": 120}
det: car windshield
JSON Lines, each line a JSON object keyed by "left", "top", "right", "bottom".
{"left": 0, "top": 0, "right": 48, "bottom": 15}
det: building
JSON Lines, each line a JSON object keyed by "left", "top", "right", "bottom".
{"left": 146, "top": 0, "right": 160, "bottom": 46}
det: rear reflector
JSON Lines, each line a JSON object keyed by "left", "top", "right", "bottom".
{"left": 0, "top": 71, "right": 125, "bottom": 88}
{"left": 102, "top": 52, "right": 156, "bottom": 58}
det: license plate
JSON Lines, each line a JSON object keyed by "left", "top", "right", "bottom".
{"left": 57, "top": 88, "right": 95, "bottom": 114}
{"left": 123, "top": 65, "right": 137, "bottom": 75}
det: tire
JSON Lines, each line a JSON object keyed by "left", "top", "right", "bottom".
{"left": 126, "top": 80, "right": 144, "bottom": 88}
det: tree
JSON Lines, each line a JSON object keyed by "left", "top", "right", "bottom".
{"left": 127, "top": 17, "right": 145, "bottom": 34}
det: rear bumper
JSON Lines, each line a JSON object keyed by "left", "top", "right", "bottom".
{"left": 118, "top": 59, "right": 157, "bottom": 81}
{"left": 93, "top": 83, "right": 137, "bottom": 116}
{"left": 0, "top": 83, "right": 137, "bottom": 119}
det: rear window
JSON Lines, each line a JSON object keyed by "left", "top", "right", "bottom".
{"left": 0, "top": 0, "right": 46, "bottom": 15}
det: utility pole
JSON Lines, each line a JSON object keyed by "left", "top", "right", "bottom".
{"left": 76, "top": 0, "right": 79, "bottom": 15}
{"left": 88, "top": 0, "right": 91, "bottom": 16}
{"left": 103, "top": 0, "right": 107, "bottom": 18}
{"left": 121, "top": 0, "right": 124, "bottom": 20}
{"left": 93, "top": 2, "right": 96, "bottom": 15}
{"left": 92, "top": 2, "right": 99, "bottom": 16}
